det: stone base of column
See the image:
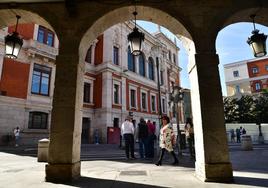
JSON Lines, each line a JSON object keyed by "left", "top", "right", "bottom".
{"left": 45, "top": 161, "right": 80, "bottom": 183}
{"left": 195, "top": 161, "right": 233, "bottom": 182}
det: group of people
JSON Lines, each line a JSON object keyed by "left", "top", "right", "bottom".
{"left": 120, "top": 116, "right": 156, "bottom": 159}
{"left": 230, "top": 126, "right": 247, "bottom": 143}
{"left": 121, "top": 115, "right": 195, "bottom": 165}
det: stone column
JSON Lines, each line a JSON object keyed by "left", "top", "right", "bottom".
{"left": 189, "top": 53, "right": 233, "bottom": 182}
{"left": 45, "top": 36, "right": 84, "bottom": 182}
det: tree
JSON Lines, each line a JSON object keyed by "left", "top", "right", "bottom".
{"left": 223, "top": 93, "right": 268, "bottom": 123}
{"left": 253, "top": 93, "right": 268, "bottom": 123}
{"left": 223, "top": 97, "right": 237, "bottom": 123}
{"left": 234, "top": 95, "right": 255, "bottom": 123}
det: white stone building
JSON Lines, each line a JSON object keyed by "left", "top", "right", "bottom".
{"left": 224, "top": 56, "right": 268, "bottom": 97}
{"left": 0, "top": 21, "right": 181, "bottom": 145}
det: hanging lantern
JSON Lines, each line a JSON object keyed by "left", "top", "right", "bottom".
{"left": 5, "top": 15, "right": 23, "bottom": 59}
{"left": 127, "top": 10, "right": 144, "bottom": 56}
{"left": 247, "top": 14, "right": 267, "bottom": 57}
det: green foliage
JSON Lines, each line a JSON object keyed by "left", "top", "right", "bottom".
{"left": 223, "top": 93, "right": 268, "bottom": 123}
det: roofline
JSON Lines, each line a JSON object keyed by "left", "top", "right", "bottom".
{"left": 224, "top": 56, "right": 268, "bottom": 68}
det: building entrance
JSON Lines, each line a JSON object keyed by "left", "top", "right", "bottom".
{"left": 81, "top": 117, "right": 91, "bottom": 144}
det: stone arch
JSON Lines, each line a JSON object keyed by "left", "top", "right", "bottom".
{"left": 79, "top": 5, "right": 194, "bottom": 62}
{"left": 220, "top": 7, "right": 268, "bottom": 30}
{"left": 0, "top": 9, "right": 56, "bottom": 32}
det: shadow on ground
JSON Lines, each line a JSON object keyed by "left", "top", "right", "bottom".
{"left": 63, "top": 176, "right": 167, "bottom": 188}
{"left": 233, "top": 176, "right": 268, "bottom": 187}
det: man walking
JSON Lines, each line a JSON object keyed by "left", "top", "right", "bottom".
{"left": 121, "top": 116, "right": 135, "bottom": 159}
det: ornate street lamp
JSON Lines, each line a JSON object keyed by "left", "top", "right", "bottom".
{"left": 5, "top": 15, "right": 23, "bottom": 59}
{"left": 127, "top": 7, "right": 144, "bottom": 56}
{"left": 247, "top": 14, "right": 267, "bottom": 57}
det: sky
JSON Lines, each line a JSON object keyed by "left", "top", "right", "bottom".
{"left": 137, "top": 20, "right": 268, "bottom": 96}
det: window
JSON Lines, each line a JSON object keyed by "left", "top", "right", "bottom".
{"left": 31, "top": 64, "right": 51, "bottom": 96}
{"left": 128, "top": 47, "right": 135, "bottom": 72}
{"left": 130, "top": 89, "right": 136, "bottom": 108}
{"left": 83, "top": 83, "right": 91, "bottom": 103}
{"left": 162, "top": 98, "right": 166, "bottom": 113}
{"left": 168, "top": 50, "right": 171, "bottom": 60}
{"left": 235, "top": 85, "right": 240, "bottom": 94}
{"left": 151, "top": 95, "right": 156, "bottom": 112}
{"left": 265, "top": 65, "right": 268, "bottom": 71}
{"left": 139, "top": 54, "right": 145, "bottom": 76}
{"left": 160, "top": 70, "right": 164, "bottom": 85}
{"left": 85, "top": 45, "right": 92, "bottom": 63}
{"left": 113, "top": 84, "right": 120, "bottom": 104}
{"left": 113, "top": 46, "right": 119, "bottom": 65}
{"left": 141, "top": 92, "right": 147, "bottom": 110}
{"left": 233, "top": 70, "right": 239, "bottom": 77}
{"left": 113, "top": 118, "right": 119, "bottom": 128}
{"left": 252, "top": 67, "right": 259, "bottom": 74}
{"left": 28, "top": 112, "right": 48, "bottom": 129}
{"left": 173, "top": 53, "right": 176, "bottom": 64}
{"left": 148, "top": 57, "right": 154, "bottom": 80}
{"left": 255, "top": 82, "right": 261, "bottom": 91}
{"left": 37, "top": 26, "right": 54, "bottom": 47}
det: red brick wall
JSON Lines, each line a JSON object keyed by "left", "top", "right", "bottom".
{"left": 247, "top": 58, "right": 268, "bottom": 78}
{"left": 0, "top": 58, "right": 30, "bottom": 99}
{"left": 8, "top": 23, "right": 35, "bottom": 40}
{"left": 94, "top": 35, "right": 103, "bottom": 65}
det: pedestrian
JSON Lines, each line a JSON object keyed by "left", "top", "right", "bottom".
{"left": 147, "top": 120, "right": 156, "bottom": 158}
{"left": 121, "top": 116, "right": 136, "bottom": 159}
{"left": 13, "top": 127, "right": 20, "bottom": 147}
{"left": 236, "top": 128, "right": 241, "bottom": 143}
{"left": 230, "top": 129, "right": 235, "bottom": 143}
{"left": 242, "top": 127, "right": 246, "bottom": 135}
{"left": 185, "top": 117, "right": 195, "bottom": 158}
{"left": 155, "top": 115, "right": 178, "bottom": 166}
{"left": 137, "top": 117, "right": 149, "bottom": 159}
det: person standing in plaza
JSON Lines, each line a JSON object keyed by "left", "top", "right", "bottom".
{"left": 236, "top": 128, "right": 241, "bottom": 143}
{"left": 13, "top": 127, "right": 20, "bottom": 147}
{"left": 121, "top": 116, "right": 136, "bottom": 159}
{"left": 147, "top": 120, "right": 156, "bottom": 158}
{"left": 230, "top": 129, "right": 235, "bottom": 143}
{"left": 155, "top": 115, "right": 178, "bottom": 166}
{"left": 185, "top": 117, "right": 195, "bottom": 158}
{"left": 137, "top": 117, "right": 149, "bottom": 159}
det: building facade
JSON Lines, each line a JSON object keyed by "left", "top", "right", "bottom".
{"left": 0, "top": 21, "right": 181, "bottom": 145}
{"left": 224, "top": 57, "right": 268, "bottom": 97}
{"left": 0, "top": 23, "right": 58, "bottom": 145}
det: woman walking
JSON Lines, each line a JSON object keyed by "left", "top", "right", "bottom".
{"left": 155, "top": 115, "right": 178, "bottom": 166}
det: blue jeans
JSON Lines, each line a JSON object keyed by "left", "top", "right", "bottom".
{"left": 139, "top": 138, "right": 148, "bottom": 158}
{"left": 147, "top": 134, "right": 155, "bottom": 158}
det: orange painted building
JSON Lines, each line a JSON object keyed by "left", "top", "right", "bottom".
{"left": 247, "top": 58, "right": 268, "bottom": 93}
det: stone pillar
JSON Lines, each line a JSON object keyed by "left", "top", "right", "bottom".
{"left": 45, "top": 37, "right": 84, "bottom": 182}
{"left": 189, "top": 53, "right": 233, "bottom": 182}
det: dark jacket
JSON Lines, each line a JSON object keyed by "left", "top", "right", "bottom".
{"left": 138, "top": 121, "right": 148, "bottom": 139}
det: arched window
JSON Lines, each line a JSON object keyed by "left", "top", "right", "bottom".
{"left": 139, "top": 53, "right": 145, "bottom": 77}
{"left": 148, "top": 57, "right": 154, "bottom": 81}
{"left": 128, "top": 47, "right": 135, "bottom": 72}
{"left": 28, "top": 111, "right": 48, "bottom": 129}
{"left": 85, "top": 45, "right": 92, "bottom": 63}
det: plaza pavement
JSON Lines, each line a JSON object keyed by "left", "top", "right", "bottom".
{"left": 0, "top": 143, "right": 267, "bottom": 188}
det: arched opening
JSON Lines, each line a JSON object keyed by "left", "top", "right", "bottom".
{"left": 0, "top": 9, "right": 59, "bottom": 145}
{"left": 215, "top": 7, "right": 268, "bottom": 182}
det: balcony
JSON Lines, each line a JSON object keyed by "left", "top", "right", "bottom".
{"left": 24, "top": 39, "right": 58, "bottom": 59}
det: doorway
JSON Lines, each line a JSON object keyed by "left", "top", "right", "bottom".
{"left": 81, "top": 117, "right": 91, "bottom": 144}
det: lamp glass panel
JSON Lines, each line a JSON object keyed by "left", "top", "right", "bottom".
{"left": 13, "top": 43, "right": 21, "bottom": 57}
{"left": 5, "top": 41, "right": 14, "bottom": 55}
